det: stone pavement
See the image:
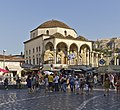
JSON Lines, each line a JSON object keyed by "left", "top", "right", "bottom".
{"left": 0, "top": 88, "right": 119, "bottom": 110}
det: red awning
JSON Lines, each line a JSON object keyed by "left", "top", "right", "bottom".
{"left": 0, "top": 68, "right": 9, "bottom": 73}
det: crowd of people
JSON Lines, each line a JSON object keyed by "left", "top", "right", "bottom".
{"left": 25, "top": 70, "right": 120, "bottom": 95}
{"left": 3, "top": 70, "right": 120, "bottom": 96}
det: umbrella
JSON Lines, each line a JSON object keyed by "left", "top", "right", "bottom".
{"left": 44, "top": 71, "right": 53, "bottom": 75}
{"left": 0, "top": 68, "right": 9, "bottom": 73}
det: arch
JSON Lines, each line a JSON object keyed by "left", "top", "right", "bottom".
{"left": 45, "top": 42, "right": 54, "bottom": 51}
{"left": 69, "top": 43, "right": 78, "bottom": 65}
{"left": 69, "top": 43, "right": 78, "bottom": 53}
{"left": 56, "top": 42, "right": 68, "bottom": 53}
{"left": 79, "top": 44, "right": 91, "bottom": 65}
{"left": 80, "top": 44, "right": 90, "bottom": 52}
{"left": 56, "top": 42, "right": 68, "bottom": 64}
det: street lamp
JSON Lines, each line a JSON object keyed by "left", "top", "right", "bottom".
{"left": 3, "top": 50, "right": 6, "bottom": 69}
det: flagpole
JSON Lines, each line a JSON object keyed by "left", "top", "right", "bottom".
{"left": 3, "top": 50, "right": 6, "bottom": 69}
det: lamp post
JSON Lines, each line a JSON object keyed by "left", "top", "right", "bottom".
{"left": 3, "top": 50, "right": 6, "bottom": 69}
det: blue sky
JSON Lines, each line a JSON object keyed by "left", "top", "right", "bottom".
{"left": 0, "top": 0, "right": 120, "bottom": 55}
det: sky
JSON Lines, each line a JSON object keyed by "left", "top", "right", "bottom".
{"left": 0, "top": 0, "right": 120, "bottom": 55}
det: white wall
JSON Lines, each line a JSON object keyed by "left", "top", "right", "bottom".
{"left": 30, "top": 27, "right": 77, "bottom": 38}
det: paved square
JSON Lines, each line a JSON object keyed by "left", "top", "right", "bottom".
{"left": 0, "top": 89, "right": 119, "bottom": 110}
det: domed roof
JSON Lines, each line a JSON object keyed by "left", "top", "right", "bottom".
{"left": 37, "top": 20, "right": 71, "bottom": 29}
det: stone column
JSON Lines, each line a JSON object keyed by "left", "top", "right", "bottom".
{"left": 91, "top": 52, "right": 94, "bottom": 67}
{"left": 96, "top": 54, "right": 98, "bottom": 67}
{"left": 114, "top": 53, "right": 117, "bottom": 65}
{"left": 54, "top": 49, "right": 56, "bottom": 64}
{"left": 67, "top": 49, "right": 70, "bottom": 65}
{"left": 77, "top": 50, "right": 79, "bottom": 65}
{"left": 86, "top": 51, "right": 90, "bottom": 65}
{"left": 89, "top": 52, "right": 92, "bottom": 67}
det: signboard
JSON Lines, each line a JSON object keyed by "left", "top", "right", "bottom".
{"left": 68, "top": 53, "right": 75, "bottom": 60}
{"left": 99, "top": 59, "right": 106, "bottom": 65}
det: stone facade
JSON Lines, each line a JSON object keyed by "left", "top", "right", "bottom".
{"left": 24, "top": 20, "right": 102, "bottom": 67}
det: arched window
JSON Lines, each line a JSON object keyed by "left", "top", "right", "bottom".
{"left": 36, "top": 47, "right": 38, "bottom": 52}
{"left": 33, "top": 48, "right": 35, "bottom": 53}
{"left": 29, "top": 50, "right": 31, "bottom": 54}
{"left": 64, "top": 30, "right": 67, "bottom": 36}
{"left": 39, "top": 46, "right": 41, "bottom": 52}
{"left": 33, "top": 55, "right": 35, "bottom": 64}
{"left": 29, "top": 56, "right": 31, "bottom": 64}
{"left": 46, "top": 30, "right": 49, "bottom": 35}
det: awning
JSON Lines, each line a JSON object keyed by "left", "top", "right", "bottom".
{"left": 0, "top": 68, "right": 9, "bottom": 73}
{"left": 21, "top": 63, "right": 42, "bottom": 70}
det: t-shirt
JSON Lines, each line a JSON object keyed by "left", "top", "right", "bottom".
{"left": 48, "top": 75, "right": 53, "bottom": 83}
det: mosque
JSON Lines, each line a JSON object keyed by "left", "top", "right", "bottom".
{"left": 24, "top": 20, "right": 102, "bottom": 68}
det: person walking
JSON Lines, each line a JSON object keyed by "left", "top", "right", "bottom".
{"left": 103, "top": 73, "right": 110, "bottom": 96}
{"left": 69, "top": 75, "right": 75, "bottom": 92}
{"left": 48, "top": 74, "right": 54, "bottom": 92}
{"left": 53, "top": 74, "right": 59, "bottom": 92}
{"left": 4, "top": 78, "right": 8, "bottom": 90}
{"left": 61, "top": 75, "right": 67, "bottom": 92}
{"left": 26, "top": 75, "right": 32, "bottom": 93}
{"left": 44, "top": 75, "right": 49, "bottom": 93}
{"left": 109, "top": 73, "right": 115, "bottom": 89}
{"left": 16, "top": 76, "right": 21, "bottom": 89}
{"left": 93, "top": 75, "right": 98, "bottom": 88}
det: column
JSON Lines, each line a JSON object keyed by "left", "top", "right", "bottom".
{"left": 77, "top": 50, "right": 79, "bottom": 65}
{"left": 91, "top": 52, "right": 94, "bottom": 67}
{"left": 67, "top": 49, "right": 70, "bottom": 65}
{"left": 54, "top": 49, "right": 56, "bottom": 64}
{"left": 89, "top": 52, "right": 92, "bottom": 67}
{"left": 96, "top": 54, "right": 98, "bottom": 67}
{"left": 86, "top": 51, "right": 90, "bottom": 65}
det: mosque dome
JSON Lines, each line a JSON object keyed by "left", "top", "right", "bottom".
{"left": 37, "top": 20, "right": 71, "bottom": 29}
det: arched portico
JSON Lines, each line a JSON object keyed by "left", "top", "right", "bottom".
{"left": 79, "top": 44, "right": 91, "bottom": 65}
{"left": 56, "top": 42, "right": 68, "bottom": 64}
{"left": 44, "top": 42, "right": 54, "bottom": 64}
{"left": 69, "top": 43, "right": 78, "bottom": 65}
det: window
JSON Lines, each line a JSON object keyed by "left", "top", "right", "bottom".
{"left": 39, "top": 46, "right": 41, "bottom": 52}
{"left": 33, "top": 48, "right": 35, "bottom": 53}
{"left": 33, "top": 33, "right": 35, "bottom": 38}
{"left": 36, "top": 47, "right": 38, "bottom": 52}
{"left": 36, "top": 58, "right": 39, "bottom": 65}
{"left": 29, "top": 50, "right": 31, "bottom": 54}
{"left": 46, "top": 30, "right": 49, "bottom": 35}
{"left": 33, "top": 55, "right": 35, "bottom": 64}
{"left": 29, "top": 56, "right": 31, "bottom": 64}
{"left": 64, "top": 30, "right": 67, "bottom": 36}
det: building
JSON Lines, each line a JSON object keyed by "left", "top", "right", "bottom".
{"left": 0, "top": 54, "right": 25, "bottom": 77}
{"left": 24, "top": 20, "right": 102, "bottom": 68}
{"left": 93, "top": 37, "right": 120, "bottom": 65}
